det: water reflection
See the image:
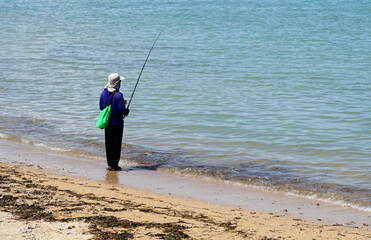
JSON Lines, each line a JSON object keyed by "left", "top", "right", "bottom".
{"left": 105, "top": 170, "right": 119, "bottom": 185}
{"left": 104, "top": 164, "right": 160, "bottom": 185}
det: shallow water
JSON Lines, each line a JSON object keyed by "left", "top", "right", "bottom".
{"left": 0, "top": 0, "right": 370, "bottom": 211}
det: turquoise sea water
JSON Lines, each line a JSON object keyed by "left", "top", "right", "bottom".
{"left": 0, "top": 0, "right": 370, "bottom": 211}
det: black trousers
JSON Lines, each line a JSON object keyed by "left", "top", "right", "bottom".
{"left": 104, "top": 124, "right": 124, "bottom": 167}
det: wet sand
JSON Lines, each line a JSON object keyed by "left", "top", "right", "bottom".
{"left": 0, "top": 139, "right": 370, "bottom": 239}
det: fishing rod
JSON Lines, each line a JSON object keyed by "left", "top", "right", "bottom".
{"left": 126, "top": 29, "right": 165, "bottom": 110}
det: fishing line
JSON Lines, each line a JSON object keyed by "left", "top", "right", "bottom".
{"left": 126, "top": 29, "right": 165, "bottom": 110}
{"left": 125, "top": 8, "right": 191, "bottom": 117}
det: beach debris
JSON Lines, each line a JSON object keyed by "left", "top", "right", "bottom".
{"left": 258, "top": 237, "right": 278, "bottom": 240}
{"left": 219, "top": 221, "right": 237, "bottom": 231}
{"left": 345, "top": 221, "right": 356, "bottom": 225}
{"left": 332, "top": 223, "right": 344, "bottom": 226}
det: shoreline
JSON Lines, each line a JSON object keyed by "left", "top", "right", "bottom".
{"left": 0, "top": 139, "right": 370, "bottom": 236}
{"left": 1, "top": 134, "right": 370, "bottom": 214}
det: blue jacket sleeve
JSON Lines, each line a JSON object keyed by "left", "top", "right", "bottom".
{"left": 116, "top": 93, "right": 126, "bottom": 116}
{"left": 99, "top": 91, "right": 105, "bottom": 110}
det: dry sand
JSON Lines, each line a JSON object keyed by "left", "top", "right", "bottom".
{"left": 0, "top": 211, "right": 92, "bottom": 240}
{"left": 0, "top": 163, "right": 370, "bottom": 240}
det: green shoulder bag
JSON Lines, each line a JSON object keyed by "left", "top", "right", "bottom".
{"left": 97, "top": 92, "right": 115, "bottom": 129}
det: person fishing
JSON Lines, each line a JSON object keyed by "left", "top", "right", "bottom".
{"left": 99, "top": 73, "right": 129, "bottom": 171}
{"left": 99, "top": 30, "right": 163, "bottom": 171}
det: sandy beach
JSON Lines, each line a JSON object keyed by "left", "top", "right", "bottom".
{"left": 0, "top": 140, "right": 370, "bottom": 239}
{"left": 0, "top": 163, "right": 370, "bottom": 240}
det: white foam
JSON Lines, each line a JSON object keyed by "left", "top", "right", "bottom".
{"left": 21, "top": 138, "right": 31, "bottom": 145}
{"left": 33, "top": 142, "right": 70, "bottom": 152}
{"left": 284, "top": 191, "right": 371, "bottom": 213}
{"left": 0, "top": 133, "right": 9, "bottom": 139}
{"left": 219, "top": 178, "right": 371, "bottom": 214}
{"left": 184, "top": 172, "right": 371, "bottom": 214}
{"left": 18, "top": 137, "right": 70, "bottom": 152}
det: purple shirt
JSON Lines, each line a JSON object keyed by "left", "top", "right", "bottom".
{"left": 99, "top": 89, "right": 126, "bottom": 126}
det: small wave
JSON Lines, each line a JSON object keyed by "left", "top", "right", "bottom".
{"left": 228, "top": 180, "right": 371, "bottom": 213}
{"left": 0, "top": 132, "right": 71, "bottom": 153}
{"left": 0, "top": 132, "right": 9, "bottom": 139}
{"left": 235, "top": 180, "right": 371, "bottom": 213}
{"left": 1, "top": 131, "right": 107, "bottom": 161}
{"left": 285, "top": 192, "right": 371, "bottom": 213}
{"left": 158, "top": 165, "right": 371, "bottom": 214}
{"left": 33, "top": 142, "right": 71, "bottom": 152}
{"left": 17, "top": 137, "right": 72, "bottom": 153}
{"left": 233, "top": 182, "right": 371, "bottom": 213}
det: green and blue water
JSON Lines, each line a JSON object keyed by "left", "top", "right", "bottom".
{"left": 0, "top": 0, "right": 370, "bottom": 211}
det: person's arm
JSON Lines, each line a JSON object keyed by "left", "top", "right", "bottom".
{"left": 116, "top": 93, "right": 129, "bottom": 117}
{"left": 122, "top": 97, "right": 129, "bottom": 117}
{"left": 123, "top": 107, "right": 129, "bottom": 116}
{"left": 99, "top": 91, "right": 105, "bottom": 110}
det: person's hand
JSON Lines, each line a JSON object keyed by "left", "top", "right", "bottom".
{"left": 123, "top": 108, "right": 130, "bottom": 117}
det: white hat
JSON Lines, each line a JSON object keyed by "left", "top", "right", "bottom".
{"left": 105, "top": 73, "right": 125, "bottom": 92}
{"left": 108, "top": 73, "right": 125, "bottom": 83}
